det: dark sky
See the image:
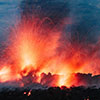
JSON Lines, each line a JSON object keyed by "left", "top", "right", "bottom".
{"left": 0, "top": 0, "right": 100, "bottom": 42}
{"left": 19, "top": 0, "right": 100, "bottom": 43}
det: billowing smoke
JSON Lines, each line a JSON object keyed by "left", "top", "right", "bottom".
{"left": 20, "top": 0, "right": 70, "bottom": 24}
{"left": 68, "top": 73, "right": 100, "bottom": 87}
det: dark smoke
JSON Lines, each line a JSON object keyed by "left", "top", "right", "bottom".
{"left": 70, "top": 73, "right": 100, "bottom": 87}
{"left": 20, "top": 71, "right": 59, "bottom": 87}
{"left": 20, "top": 0, "right": 70, "bottom": 25}
{"left": 40, "top": 73, "right": 59, "bottom": 87}
{"left": 20, "top": 0, "right": 100, "bottom": 44}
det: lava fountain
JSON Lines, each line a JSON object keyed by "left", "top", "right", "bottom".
{"left": 0, "top": 15, "right": 100, "bottom": 88}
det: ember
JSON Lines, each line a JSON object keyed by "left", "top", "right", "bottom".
{"left": 27, "top": 90, "right": 32, "bottom": 96}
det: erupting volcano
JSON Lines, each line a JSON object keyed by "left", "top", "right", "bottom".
{"left": 0, "top": 16, "right": 100, "bottom": 88}
{"left": 0, "top": 0, "right": 100, "bottom": 89}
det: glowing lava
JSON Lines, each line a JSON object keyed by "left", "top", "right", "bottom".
{"left": 0, "top": 66, "right": 11, "bottom": 82}
{"left": 0, "top": 17, "right": 100, "bottom": 87}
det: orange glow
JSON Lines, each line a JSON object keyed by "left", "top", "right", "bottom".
{"left": 27, "top": 90, "right": 31, "bottom": 96}
{"left": 24, "top": 92, "right": 27, "bottom": 95}
{"left": 0, "top": 66, "right": 11, "bottom": 82}
{"left": 0, "top": 17, "right": 99, "bottom": 87}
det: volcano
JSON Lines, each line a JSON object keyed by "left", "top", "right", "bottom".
{"left": 1, "top": 0, "right": 100, "bottom": 100}
{"left": 0, "top": 0, "right": 100, "bottom": 92}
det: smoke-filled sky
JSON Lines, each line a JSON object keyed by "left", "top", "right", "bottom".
{"left": 0, "top": 0, "right": 100, "bottom": 40}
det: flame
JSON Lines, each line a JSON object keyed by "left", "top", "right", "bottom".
{"left": 27, "top": 90, "right": 32, "bottom": 96}
{"left": 24, "top": 92, "right": 27, "bottom": 95}
{"left": 0, "top": 17, "right": 100, "bottom": 87}
{"left": 23, "top": 90, "right": 32, "bottom": 96}
{"left": 0, "top": 66, "right": 11, "bottom": 82}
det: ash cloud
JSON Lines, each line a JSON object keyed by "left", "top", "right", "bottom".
{"left": 40, "top": 73, "right": 59, "bottom": 87}
{"left": 20, "top": 0, "right": 100, "bottom": 42}
{"left": 70, "top": 73, "right": 100, "bottom": 88}
{"left": 69, "top": 0, "right": 100, "bottom": 43}
{"left": 20, "top": 0, "right": 70, "bottom": 25}
{"left": 21, "top": 72, "right": 59, "bottom": 87}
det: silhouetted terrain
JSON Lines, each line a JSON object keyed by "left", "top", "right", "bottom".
{"left": 0, "top": 86, "right": 100, "bottom": 100}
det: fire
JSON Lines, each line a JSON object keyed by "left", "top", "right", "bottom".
{"left": 27, "top": 90, "right": 32, "bottom": 96}
{"left": 0, "top": 66, "right": 11, "bottom": 82}
{"left": 0, "top": 16, "right": 100, "bottom": 87}
{"left": 0, "top": 65, "right": 21, "bottom": 82}
{"left": 23, "top": 90, "right": 32, "bottom": 96}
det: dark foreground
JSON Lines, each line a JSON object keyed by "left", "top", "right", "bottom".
{"left": 0, "top": 86, "right": 100, "bottom": 100}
